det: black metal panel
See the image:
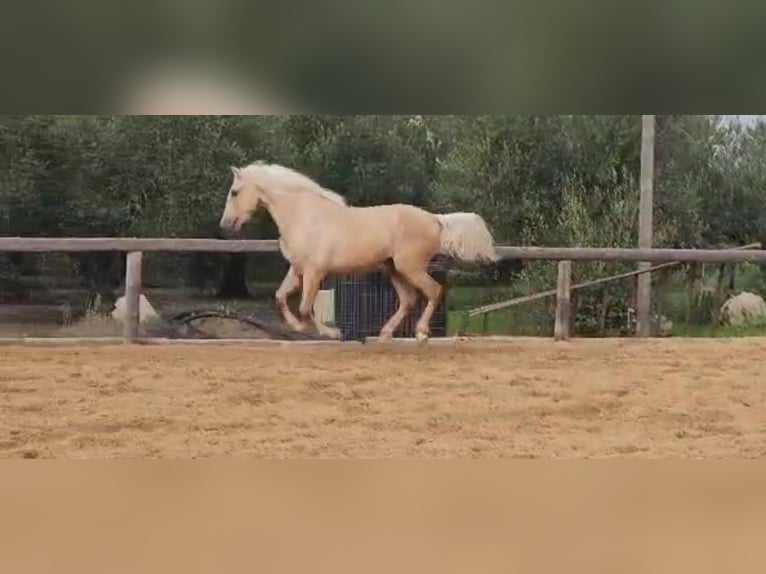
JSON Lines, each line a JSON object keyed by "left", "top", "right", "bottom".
{"left": 331, "top": 260, "right": 448, "bottom": 341}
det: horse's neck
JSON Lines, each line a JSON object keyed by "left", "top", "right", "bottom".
{"left": 263, "top": 188, "right": 326, "bottom": 240}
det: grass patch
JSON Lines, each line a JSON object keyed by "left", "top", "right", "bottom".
{"left": 446, "top": 285, "right": 553, "bottom": 336}
{"left": 447, "top": 310, "right": 518, "bottom": 335}
{"left": 670, "top": 322, "right": 766, "bottom": 338}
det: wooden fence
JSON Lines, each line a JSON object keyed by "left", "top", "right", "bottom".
{"left": 461, "top": 242, "right": 762, "bottom": 339}
{"left": 6, "top": 237, "right": 766, "bottom": 263}
{"left": 3, "top": 237, "right": 766, "bottom": 344}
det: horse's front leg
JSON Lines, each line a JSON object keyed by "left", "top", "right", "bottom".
{"left": 275, "top": 265, "right": 310, "bottom": 332}
{"left": 298, "top": 267, "right": 341, "bottom": 340}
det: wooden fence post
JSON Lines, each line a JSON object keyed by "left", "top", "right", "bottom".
{"left": 636, "top": 114, "right": 655, "bottom": 337}
{"left": 554, "top": 260, "right": 572, "bottom": 341}
{"left": 124, "top": 251, "right": 143, "bottom": 342}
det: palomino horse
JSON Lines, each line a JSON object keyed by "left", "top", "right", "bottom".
{"left": 219, "top": 161, "right": 498, "bottom": 342}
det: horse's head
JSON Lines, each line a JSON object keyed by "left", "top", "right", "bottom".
{"left": 219, "top": 165, "right": 264, "bottom": 234}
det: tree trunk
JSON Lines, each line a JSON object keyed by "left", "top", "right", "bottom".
{"left": 713, "top": 263, "right": 727, "bottom": 322}
{"left": 217, "top": 254, "right": 250, "bottom": 299}
{"left": 655, "top": 266, "right": 672, "bottom": 321}
{"left": 685, "top": 263, "right": 704, "bottom": 324}
{"left": 598, "top": 288, "right": 610, "bottom": 335}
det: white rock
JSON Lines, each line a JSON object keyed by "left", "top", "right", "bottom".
{"left": 112, "top": 294, "right": 161, "bottom": 325}
{"left": 720, "top": 291, "right": 766, "bottom": 326}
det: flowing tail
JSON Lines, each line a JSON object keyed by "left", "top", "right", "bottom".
{"left": 435, "top": 212, "right": 498, "bottom": 263}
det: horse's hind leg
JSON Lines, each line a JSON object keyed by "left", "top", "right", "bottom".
{"left": 378, "top": 268, "right": 418, "bottom": 342}
{"left": 275, "top": 265, "right": 309, "bottom": 332}
{"left": 298, "top": 267, "right": 341, "bottom": 340}
{"left": 396, "top": 266, "right": 443, "bottom": 343}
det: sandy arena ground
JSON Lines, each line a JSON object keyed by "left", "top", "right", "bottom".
{"left": 1, "top": 337, "right": 765, "bottom": 458}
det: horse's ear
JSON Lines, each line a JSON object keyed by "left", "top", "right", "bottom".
{"left": 230, "top": 166, "right": 241, "bottom": 178}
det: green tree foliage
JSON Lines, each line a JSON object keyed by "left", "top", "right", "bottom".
{"left": 2, "top": 115, "right": 765, "bottom": 330}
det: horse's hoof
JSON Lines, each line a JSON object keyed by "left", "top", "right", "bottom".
{"left": 288, "top": 320, "right": 310, "bottom": 333}
{"left": 415, "top": 332, "right": 429, "bottom": 344}
{"left": 378, "top": 331, "right": 393, "bottom": 343}
{"left": 326, "top": 327, "right": 342, "bottom": 340}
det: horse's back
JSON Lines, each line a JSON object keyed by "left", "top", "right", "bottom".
{"left": 352, "top": 203, "right": 436, "bottom": 226}
{"left": 351, "top": 203, "right": 441, "bottom": 256}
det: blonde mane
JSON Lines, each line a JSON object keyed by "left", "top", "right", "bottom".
{"left": 243, "top": 161, "right": 347, "bottom": 206}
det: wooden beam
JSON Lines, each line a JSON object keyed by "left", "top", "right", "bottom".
{"left": 0, "top": 337, "right": 351, "bottom": 347}
{"left": 491, "top": 246, "right": 766, "bottom": 263}
{"left": 3, "top": 237, "right": 766, "bottom": 263}
{"left": 468, "top": 287, "right": 560, "bottom": 318}
{"left": 0, "top": 237, "right": 281, "bottom": 253}
{"left": 0, "top": 337, "right": 126, "bottom": 347}
{"left": 636, "top": 114, "right": 656, "bottom": 337}
{"left": 124, "top": 251, "right": 142, "bottom": 342}
{"left": 554, "top": 261, "right": 572, "bottom": 341}
{"left": 134, "top": 338, "right": 349, "bottom": 347}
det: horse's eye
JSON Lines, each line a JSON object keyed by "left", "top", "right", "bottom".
{"left": 230, "top": 190, "right": 239, "bottom": 198}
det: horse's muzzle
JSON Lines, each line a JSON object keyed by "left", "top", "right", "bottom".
{"left": 219, "top": 216, "right": 241, "bottom": 234}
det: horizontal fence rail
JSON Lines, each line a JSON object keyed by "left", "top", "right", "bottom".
{"left": 2, "top": 236, "right": 765, "bottom": 345}
{"left": 0, "top": 237, "right": 281, "bottom": 253}
{"left": 495, "top": 246, "right": 766, "bottom": 264}
{"left": 3, "top": 237, "right": 766, "bottom": 264}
